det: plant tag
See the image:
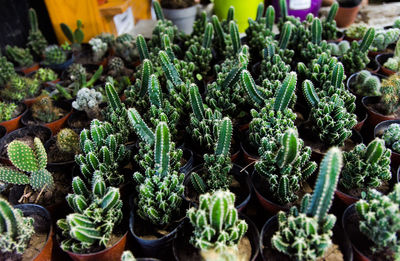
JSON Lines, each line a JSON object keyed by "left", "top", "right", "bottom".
{"left": 289, "top": 0, "right": 311, "bottom": 10}
{"left": 114, "top": 7, "right": 135, "bottom": 35}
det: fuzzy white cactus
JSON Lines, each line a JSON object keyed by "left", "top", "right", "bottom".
{"left": 89, "top": 38, "right": 108, "bottom": 63}
{"left": 72, "top": 88, "right": 103, "bottom": 119}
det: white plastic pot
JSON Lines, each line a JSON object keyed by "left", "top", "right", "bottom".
{"left": 162, "top": 5, "right": 199, "bottom": 34}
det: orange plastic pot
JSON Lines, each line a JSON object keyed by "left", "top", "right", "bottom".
{"left": 375, "top": 53, "right": 396, "bottom": 76}
{"left": 335, "top": 5, "right": 360, "bottom": 28}
{"left": 64, "top": 232, "right": 127, "bottom": 261}
{"left": 335, "top": 189, "right": 359, "bottom": 206}
{"left": 0, "top": 103, "right": 27, "bottom": 133}
{"left": 362, "top": 96, "right": 397, "bottom": 130}
{"left": 23, "top": 97, "right": 40, "bottom": 108}
{"left": 45, "top": 109, "right": 72, "bottom": 135}
{"left": 18, "top": 63, "right": 40, "bottom": 75}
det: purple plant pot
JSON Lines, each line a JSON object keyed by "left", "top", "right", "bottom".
{"left": 272, "top": 0, "right": 322, "bottom": 21}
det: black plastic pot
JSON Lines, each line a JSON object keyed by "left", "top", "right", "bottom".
{"left": 44, "top": 133, "right": 78, "bottom": 169}
{"left": 178, "top": 146, "right": 194, "bottom": 175}
{"left": 261, "top": 215, "right": 353, "bottom": 261}
{"left": 0, "top": 125, "right": 52, "bottom": 165}
{"left": 374, "top": 119, "right": 400, "bottom": 169}
{"left": 173, "top": 213, "right": 259, "bottom": 261}
{"left": 67, "top": 110, "right": 91, "bottom": 130}
{"left": 0, "top": 125, "right": 6, "bottom": 140}
{"left": 184, "top": 164, "right": 252, "bottom": 212}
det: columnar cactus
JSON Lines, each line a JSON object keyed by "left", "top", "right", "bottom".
{"left": 0, "top": 137, "right": 54, "bottom": 191}
{"left": 255, "top": 128, "right": 317, "bottom": 205}
{"left": 57, "top": 173, "right": 123, "bottom": 253}
{"left": 187, "top": 190, "right": 248, "bottom": 256}
{"left": 259, "top": 42, "right": 291, "bottom": 83}
{"left": 240, "top": 69, "right": 271, "bottom": 109}
{"left": 352, "top": 70, "right": 381, "bottom": 96}
{"left": 27, "top": 8, "right": 47, "bottom": 56}
{"left": 0, "top": 56, "right": 15, "bottom": 86}
{"left": 5, "top": 45, "right": 33, "bottom": 68}
{"left": 380, "top": 73, "right": 400, "bottom": 115}
{"left": 371, "top": 28, "right": 400, "bottom": 51}
{"left": 355, "top": 184, "right": 400, "bottom": 261}
{"left": 0, "top": 198, "right": 35, "bottom": 255}
{"left": 249, "top": 72, "right": 297, "bottom": 149}
{"left": 382, "top": 123, "right": 400, "bottom": 153}
{"left": 299, "top": 17, "right": 330, "bottom": 64}
{"left": 272, "top": 147, "right": 343, "bottom": 261}
{"left": 56, "top": 128, "right": 80, "bottom": 154}
{"left": 43, "top": 45, "right": 67, "bottom": 65}
{"left": 72, "top": 88, "right": 103, "bottom": 119}
{"left": 341, "top": 28, "right": 375, "bottom": 75}
{"left": 384, "top": 39, "right": 400, "bottom": 71}
{"left": 303, "top": 80, "right": 357, "bottom": 147}
{"left": 0, "top": 102, "right": 17, "bottom": 122}
{"left": 133, "top": 122, "right": 185, "bottom": 226}
{"left": 340, "top": 138, "right": 391, "bottom": 190}
{"left": 89, "top": 38, "right": 108, "bottom": 63}
{"left": 321, "top": 2, "right": 338, "bottom": 40}
{"left": 75, "top": 119, "right": 130, "bottom": 186}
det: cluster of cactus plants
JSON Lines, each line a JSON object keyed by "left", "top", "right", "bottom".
{"left": 383, "top": 123, "right": 400, "bottom": 153}
{"left": 352, "top": 70, "right": 381, "bottom": 96}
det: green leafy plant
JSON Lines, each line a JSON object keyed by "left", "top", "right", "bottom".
{"left": 380, "top": 73, "right": 400, "bottom": 115}
{"left": 0, "top": 102, "right": 17, "bottom": 122}
{"left": 0, "top": 198, "right": 35, "bottom": 255}
{"left": 133, "top": 122, "right": 185, "bottom": 226}
{"left": 57, "top": 173, "right": 122, "bottom": 253}
{"left": 43, "top": 45, "right": 67, "bottom": 65}
{"left": 27, "top": 8, "right": 47, "bottom": 56}
{"left": 355, "top": 184, "right": 400, "bottom": 261}
{"left": 60, "top": 20, "right": 84, "bottom": 48}
{"left": 75, "top": 119, "right": 130, "bottom": 186}
{"left": 0, "top": 56, "right": 16, "bottom": 86}
{"left": 352, "top": 70, "right": 381, "bottom": 96}
{"left": 255, "top": 128, "right": 317, "bottom": 205}
{"left": 340, "top": 138, "right": 391, "bottom": 191}
{"left": 34, "top": 68, "right": 58, "bottom": 83}
{"left": 341, "top": 28, "right": 375, "bottom": 75}
{"left": 31, "top": 95, "right": 63, "bottom": 123}
{"left": 272, "top": 147, "right": 342, "bottom": 260}
{"left": 382, "top": 123, "right": 400, "bottom": 153}
{"left": 302, "top": 80, "right": 357, "bottom": 147}
{"left": 0, "top": 137, "right": 54, "bottom": 191}
{"left": 56, "top": 128, "right": 80, "bottom": 154}
{"left": 72, "top": 87, "right": 103, "bottom": 119}
{"left": 5, "top": 45, "right": 33, "bottom": 68}
{"left": 321, "top": 2, "right": 338, "bottom": 40}
{"left": 187, "top": 190, "right": 248, "bottom": 257}
{"left": 345, "top": 22, "right": 368, "bottom": 39}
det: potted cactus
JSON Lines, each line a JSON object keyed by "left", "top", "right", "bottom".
{"left": 344, "top": 22, "right": 368, "bottom": 41}
{"left": 5, "top": 45, "right": 38, "bottom": 75}
{"left": 377, "top": 38, "right": 400, "bottom": 76}
{"left": 343, "top": 184, "right": 400, "bottom": 261}
{"left": 0, "top": 101, "right": 27, "bottom": 133}
{"left": 173, "top": 190, "right": 260, "bottom": 261}
{"left": 322, "top": 2, "right": 343, "bottom": 42}
{"left": 374, "top": 121, "right": 400, "bottom": 169}
{"left": 44, "top": 128, "right": 81, "bottom": 167}
{"left": 27, "top": 8, "right": 47, "bottom": 58}
{"left": 261, "top": 147, "right": 351, "bottom": 260}
{"left": 0, "top": 198, "right": 53, "bottom": 260}
{"left": 42, "top": 45, "right": 74, "bottom": 72}
{"left": 32, "top": 68, "right": 59, "bottom": 88}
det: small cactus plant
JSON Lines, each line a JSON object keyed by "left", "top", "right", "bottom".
{"left": 43, "top": 45, "right": 67, "bottom": 65}
{"left": 72, "top": 87, "right": 103, "bottom": 119}
{"left": 0, "top": 102, "right": 17, "bottom": 122}
{"left": 321, "top": 2, "right": 338, "bottom": 40}
{"left": 255, "top": 128, "right": 317, "bottom": 205}
{"left": 56, "top": 128, "right": 80, "bottom": 154}
{"left": 89, "top": 38, "right": 108, "bottom": 63}
{"left": 371, "top": 28, "right": 400, "bottom": 51}
{"left": 380, "top": 73, "right": 400, "bottom": 115}
{"left": 27, "top": 8, "right": 47, "bottom": 56}
{"left": 352, "top": 70, "right": 381, "bottom": 96}
{"left": 345, "top": 22, "right": 368, "bottom": 39}
{"left": 60, "top": 20, "right": 84, "bottom": 48}
{"left": 340, "top": 138, "right": 391, "bottom": 191}
{"left": 0, "top": 55, "right": 16, "bottom": 86}
{"left": 382, "top": 123, "right": 400, "bottom": 153}
{"left": 0, "top": 198, "right": 35, "bottom": 255}
{"left": 1, "top": 75, "right": 40, "bottom": 102}
{"left": 187, "top": 190, "right": 248, "bottom": 257}
{"left": 271, "top": 147, "right": 343, "bottom": 260}
{"left": 34, "top": 68, "right": 58, "bottom": 83}
{"left": 31, "top": 95, "right": 63, "bottom": 123}
{"left": 329, "top": 40, "right": 350, "bottom": 56}
{"left": 0, "top": 137, "right": 54, "bottom": 191}
{"left": 5, "top": 45, "right": 34, "bottom": 68}
{"left": 355, "top": 184, "right": 400, "bottom": 261}
{"left": 114, "top": 34, "right": 139, "bottom": 63}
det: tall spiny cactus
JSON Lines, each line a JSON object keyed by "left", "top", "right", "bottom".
{"left": 240, "top": 69, "right": 269, "bottom": 108}
{"left": 259, "top": 40, "right": 292, "bottom": 84}
{"left": 27, "top": 8, "right": 47, "bottom": 56}
{"left": 322, "top": 2, "right": 338, "bottom": 40}
{"left": 57, "top": 173, "right": 123, "bottom": 253}
{"left": 137, "top": 34, "right": 150, "bottom": 62}
{"left": 0, "top": 198, "right": 35, "bottom": 255}
{"left": 0, "top": 137, "right": 53, "bottom": 191}
{"left": 133, "top": 122, "right": 185, "bottom": 225}
{"left": 299, "top": 17, "right": 330, "bottom": 64}
{"left": 187, "top": 190, "right": 248, "bottom": 256}
{"left": 255, "top": 128, "right": 317, "bottom": 205}
{"left": 271, "top": 147, "right": 343, "bottom": 260}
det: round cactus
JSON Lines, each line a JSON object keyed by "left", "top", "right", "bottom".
{"left": 56, "top": 128, "right": 80, "bottom": 154}
{"left": 43, "top": 45, "right": 67, "bottom": 65}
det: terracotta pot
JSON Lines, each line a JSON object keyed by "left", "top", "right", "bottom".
{"left": 184, "top": 164, "right": 252, "bottom": 212}
{"left": 43, "top": 78, "right": 61, "bottom": 88}
{"left": 374, "top": 119, "right": 400, "bottom": 169}
{"left": 375, "top": 53, "right": 396, "bottom": 76}
{"left": 362, "top": 96, "right": 397, "bottom": 130}
{"left": 354, "top": 112, "right": 368, "bottom": 132}
{"left": 16, "top": 62, "right": 40, "bottom": 75}
{"left": 64, "top": 232, "right": 128, "bottom": 261}
{"left": 261, "top": 215, "right": 353, "bottom": 261}
{"left": 23, "top": 96, "right": 40, "bottom": 108}
{"left": 0, "top": 103, "right": 27, "bottom": 133}
{"left": 335, "top": 5, "right": 360, "bottom": 28}
{"left": 335, "top": 189, "right": 360, "bottom": 206}
{"left": 173, "top": 213, "right": 260, "bottom": 261}
{"left": 14, "top": 204, "right": 53, "bottom": 261}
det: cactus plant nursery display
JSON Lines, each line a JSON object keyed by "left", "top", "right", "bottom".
{"left": 1, "top": 0, "right": 400, "bottom": 260}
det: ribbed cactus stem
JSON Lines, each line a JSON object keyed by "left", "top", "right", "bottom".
{"left": 327, "top": 3, "right": 338, "bottom": 22}
{"left": 136, "top": 34, "right": 150, "bottom": 62}
{"left": 265, "top": 6, "right": 275, "bottom": 30}
{"left": 127, "top": 108, "right": 155, "bottom": 145}
{"left": 274, "top": 72, "right": 297, "bottom": 112}
{"left": 105, "top": 82, "right": 122, "bottom": 111}
{"left": 215, "top": 117, "right": 233, "bottom": 157}
{"left": 155, "top": 122, "right": 170, "bottom": 177}
{"left": 365, "top": 138, "right": 385, "bottom": 163}
{"left": 148, "top": 74, "right": 163, "bottom": 108}
{"left": 279, "top": 22, "right": 292, "bottom": 50}
{"left": 189, "top": 84, "right": 205, "bottom": 121}
{"left": 240, "top": 70, "right": 264, "bottom": 107}
{"left": 227, "top": 6, "right": 235, "bottom": 21}
{"left": 312, "top": 18, "right": 322, "bottom": 45}
{"left": 191, "top": 172, "right": 206, "bottom": 194}
{"left": 222, "top": 67, "right": 241, "bottom": 90}
{"left": 140, "top": 59, "right": 153, "bottom": 96}
{"left": 159, "top": 51, "right": 183, "bottom": 86}
{"left": 276, "top": 129, "right": 299, "bottom": 168}
{"left": 212, "top": 15, "right": 225, "bottom": 44}
{"left": 302, "top": 80, "right": 320, "bottom": 107}
{"left": 153, "top": 1, "right": 164, "bottom": 21}
{"left": 28, "top": 8, "right": 39, "bottom": 31}
{"left": 229, "top": 21, "right": 241, "bottom": 55}
{"left": 202, "top": 23, "right": 214, "bottom": 49}
{"left": 0, "top": 199, "right": 18, "bottom": 238}
{"left": 360, "top": 28, "right": 376, "bottom": 53}
{"left": 255, "top": 3, "right": 264, "bottom": 21}
{"left": 331, "top": 63, "right": 344, "bottom": 89}
{"left": 307, "top": 147, "right": 342, "bottom": 222}
{"left": 279, "top": 0, "right": 288, "bottom": 19}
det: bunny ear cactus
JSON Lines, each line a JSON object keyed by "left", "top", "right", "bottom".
{"left": 187, "top": 190, "right": 248, "bottom": 258}
{"left": 302, "top": 80, "right": 357, "bottom": 147}
{"left": 342, "top": 27, "right": 375, "bottom": 75}
{"left": 0, "top": 138, "right": 53, "bottom": 191}
{"left": 58, "top": 174, "right": 123, "bottom": 253}
{"left": 27, "top": 8, "right": 47, "bottom": 56}
{"left": 60, "top": 19, "right": 84, "bottom": 50}
{"left": 5, "top": 45, "right": 34, "bottom": 68}
{"left": 355, "top": 184, "right": 400, "bottom": 261}
{"left": 340, "top": 138, "right": 391, "bottom": 191}
{"left": 272, "top": 147, "right": 343, "bottom": 260}
{"left": 321, "top": 2, "right": 338, "bottom": 41}
{"left": 0, "top": 198, "right": 35, "bottom": 255}
{"left": 249, "top": 72, "right": 297, "bottom": 149}
{"left": 133, "top": 122, "right": 185, "bottom": 226}
{"left": 255, "top": 128, "right": 317, "bottom": 205}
